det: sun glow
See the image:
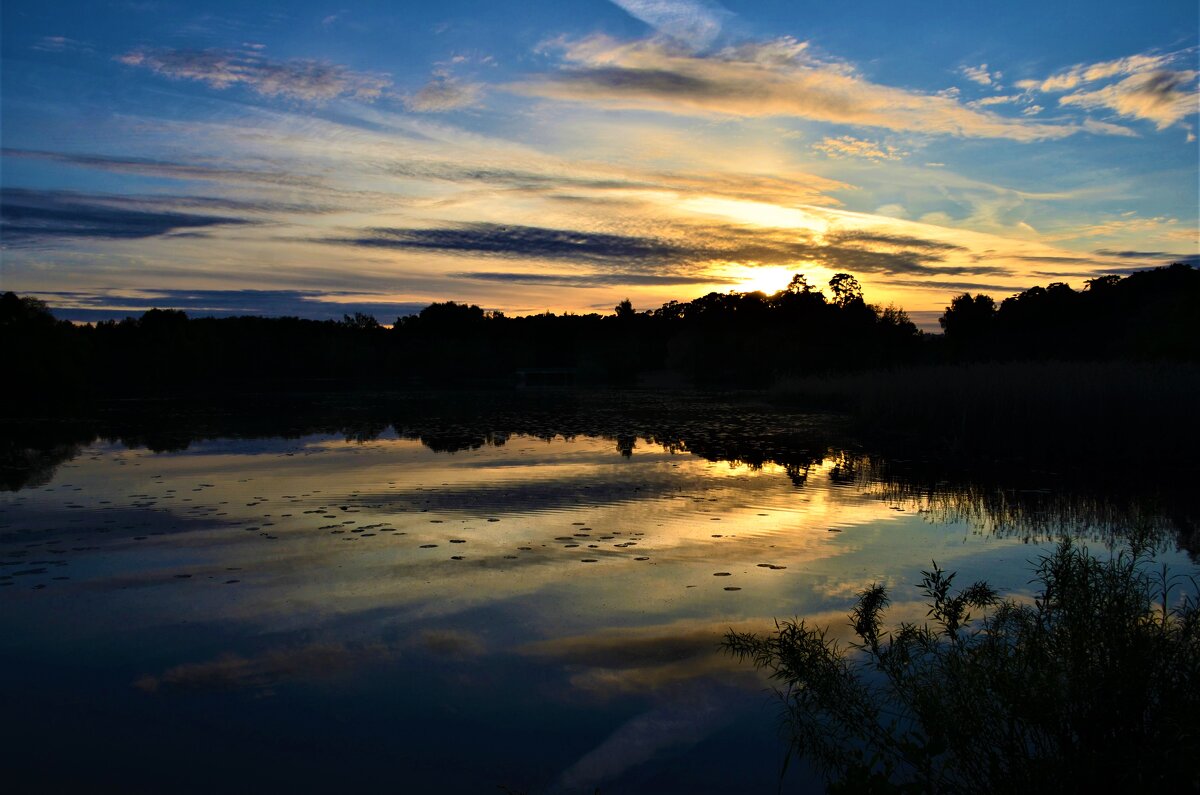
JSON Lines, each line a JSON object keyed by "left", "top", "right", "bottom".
{"left": 679, "top": 197, "right": 831, "bottom": 234}
{"left": 720, "top": 264, "right": 810, "bottom": 295}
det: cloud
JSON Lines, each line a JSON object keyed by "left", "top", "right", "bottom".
{"left": 32, "top": 35, "right": 91, "bottom": 53}
{"left": 134, "top": 642, "right": 391, "bottom": 693}
{"left": 556, "top": 697, "right": 728, "bottom": 790}
{"left": 883, "top": 277, "right": 1026, "bottom": 292}
{"left": 330, "top": 222, "right": 688, "bottom": 264}
{"left": 451, "top": 271, "right": 733, "bottom": 287}
{"left": 1094, "top": 248, "right": 1173, "bottom": 259}
{"left": 36, "top": 288, "right": 429, "bottom": 323}
{"left": 1018, "top": 53, "right": 1177, "bottom": 93}
{"left": 117, "top": 46, "right": 390, "bottom": 102}
{"left": 1052, "top": 214, "right": 1191, "bottom": 242}
{"left": 968, "top": 94, "right": 1022, "bottom": 107}
{"left": 1059, "top": 69, "right": 1199, "bottom": 130}
{"left": 1036, "top": 259, "right": 1200, "bottom": 276}
{"left": 1093, "top": 248, "right": 1199, "bottom": 266}
{"left": 831, "top": 231, "right": 968, "bottom": 252}
{"left": 1, "top": 147, "right": 329, "bottom": 190}
{"left": 386, "top": 158, "right": 848, "bottom": 207}
{"left": 812, "top": 135, "right": 906, "bottom": 161}
{"left": 418, "top": 629, "right": 486, "bottom": 659}
{"left": 960, "top": 63, "right": 1001, "bottom": 87}
{"left": 404, "top": 71, "right": 485, "bottom": 112}
{"left": 3, "top": 185, "right": 329, "bottom": 216}
{"left": 608, "top": 0, "right": 733, "bottom": 50}
{"left": 0, "top": 188, "right": 252, "bottom": 245}
{"left": 1010, "top": 50, "right": 1198, "bottom": 131}
{"left": 1012, "top": 254, "right": 1091, "bottom": 264}
{"left": 1080, "top": 118, "right": 1139, "bottom": 137}
{"left": 325, "top": 221, "right": 1005, "bottom": 278}
{"left": 515, "top": 36, "right": 1106, "bottom": 141}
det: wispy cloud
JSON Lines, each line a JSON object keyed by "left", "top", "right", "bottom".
{"left": 383, "top": 158, "right": 848, "bottom": 207}
{"left": 1048, "top": 214, "right": 1195, "bottom": 243}
{"left": 117, "top": 46, "right": 391, "bottom": 102}
{"left": 515, "top": 36, "right": 1109, "bottom": 141}
{"left": 134, "top": 642, "right": 398, "bottom": 693}
{"left": 960, "top": 63, "right": 1001, "bottom": 87}
{"left": 1059, "top": 69, "right": 1198, "bottom": 130}
{"left": 1018, "top": 52, "right": 1177, "bottom": 93}
{"left": 1013, "top": 50, "right": 1198, "bottom": 131}
{"left": 608, "top": 0, "right": 733, "bottom": 50}
{"left": 404, "top": 71, "right": 485, "bottom": 112}
{"left": 812, "top": 135, "right": 906, "bottom": 161}
{"left": 831, "top": 231, "right": 967, "bottom": 252}
{"left": 968, "top": 94, "right": 1022, "bottom": 107}
{"left": 32, "top": 35, "right": 92, "bottom": 54}
{"left": 2, "top": 147, "right": 329, "bottom": 190}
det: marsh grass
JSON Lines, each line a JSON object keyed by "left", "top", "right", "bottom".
{"left": 772, "top": 361, "right": 1200, "bottom": 462}
{"left": 724, "top": 539, "right": 1200, "bottom": 793}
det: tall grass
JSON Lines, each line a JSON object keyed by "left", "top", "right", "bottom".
{"left": 723, "top": 539, "right": 1200, "bottom": 792}
{"left": 772, "top": 361, "right": 1200, "bottom": 461}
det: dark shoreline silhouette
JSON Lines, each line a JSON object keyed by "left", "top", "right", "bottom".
{"left": 3, "top": 265, "right": 1196, "bottom": 397}
{"left": 4, "top": 264, "right": 1198, "bottom": 482}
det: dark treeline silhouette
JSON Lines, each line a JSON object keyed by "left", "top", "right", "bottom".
{"left": 938, "top": 263, "right": 1200, "bottom": 361}
{"left": 2, "top": 264, "right": 1197, "bottom": 397}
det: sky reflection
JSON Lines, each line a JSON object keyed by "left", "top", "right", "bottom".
{"left": 1, "top": 429, "right": 1193, "bottom": 792}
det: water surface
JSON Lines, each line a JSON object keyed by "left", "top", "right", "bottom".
{"left": 2, "top": 393, "right": 1194, "bottom": 793}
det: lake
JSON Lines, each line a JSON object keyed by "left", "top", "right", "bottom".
{"left": 2, "top": 391, "right": 1194, "bottom": 793}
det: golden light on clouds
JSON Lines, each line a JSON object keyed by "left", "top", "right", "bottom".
{"left": 677, "top": 196, "right": 831, "bottom": 233}
{"left": 3, "top": 1, "right": 1194, "bottom": 322}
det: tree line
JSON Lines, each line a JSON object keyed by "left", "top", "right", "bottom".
{"left": 2, "top": 264, "right": 1196, "bottom": 396}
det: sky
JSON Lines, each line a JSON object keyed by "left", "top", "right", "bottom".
{"left": 2, "top": 0, "right": 1197, "bottom": 327}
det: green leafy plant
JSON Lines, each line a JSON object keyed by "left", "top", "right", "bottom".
{"left": 723, "top": 539, "right": 1199, "bottom": 793}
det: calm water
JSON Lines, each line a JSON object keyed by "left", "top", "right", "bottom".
{"left": 2, "top": 393, "right": 1195, "bottom": 793}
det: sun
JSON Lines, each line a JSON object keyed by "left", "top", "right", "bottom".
{"left": 721, "top": 264, "right": 809, "bottom": 295}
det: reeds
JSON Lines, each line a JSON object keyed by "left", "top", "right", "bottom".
{"left": 723, "top": 538, "right": 1200, "bottom": 792}
{"left": 772, "top": 361, "right": 1200, "bottom": 462}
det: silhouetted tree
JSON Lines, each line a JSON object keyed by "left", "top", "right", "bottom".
{"left": 785, "top": 273, "right": 816, "bottom": 294}
{"left": 0, "top": 292, "right": 56, "bottom": 329}
{"left": 939, "top": 293, "right": 996, "bottom": 351}
{"left": 828, "top": 273, "right": 863, "bottom": 307}
{"left": 342, "top": 312, "right": 380, "bottom": 330}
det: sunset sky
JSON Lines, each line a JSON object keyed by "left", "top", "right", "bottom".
{"left": 2, "top": 0, "right": 1197, "bottom": 327}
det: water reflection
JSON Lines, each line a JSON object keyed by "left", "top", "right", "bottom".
{"left": 0, "top": 392, "right": 1195, "bottom": 793}
{"left": 4, "top": 391, "right": 1195, "bottom": 552}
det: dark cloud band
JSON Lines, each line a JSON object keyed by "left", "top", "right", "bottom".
{"left": 34, "top": 289, "right": 427, "bottom": 323}
{"left": 1, "top": 188, "right": 252, "bottom": 244}
{"left": 324, "top": 221, "right": 1003, "bottom": 277}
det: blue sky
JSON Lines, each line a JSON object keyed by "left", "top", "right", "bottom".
{"left": 2, "top": 0, "right": 1197, "bottom": 325}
